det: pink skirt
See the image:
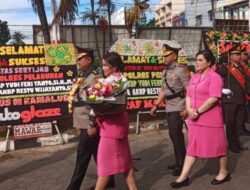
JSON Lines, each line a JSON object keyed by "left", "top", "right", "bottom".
{"left": 187, "top": 124, "right": 228, "bottom": 158}
{"left": 97, "top": 137, "right": 133, "bottom": 176}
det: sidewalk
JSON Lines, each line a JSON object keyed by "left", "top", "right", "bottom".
{"left": 0, "top": 128, "right": 250, "bottom": 190}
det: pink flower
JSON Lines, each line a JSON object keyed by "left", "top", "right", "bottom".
{"left": 87, "top": 88, "right": 96, "bottom": 96}
{"left": 104, "top": 83, "right": 113, "bottom": 96}
{"left": 243, "top": 33, "right": 249, "bottom": 39}
{"left": 233, "top": 33, "right": 238, "bottom": 39}
{"left": 139, "top": 50, "right": 144, "bottom": 55}
{"left": 98, "top": 85, "right": 103, "bottom": 93}
{"left": 93, "top": 89, "right": 100, "bottom": 96}
{"left": 220, "top": 32, "right": 227, "bottom": 39}
{"left": 207, "top": 31, "right": 215, "bottom": 39}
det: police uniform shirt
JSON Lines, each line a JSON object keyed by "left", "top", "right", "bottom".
{"left": 76, "top": 66, "right": 101, "bottom": 103}
{"left": 73, "top": 66, "right": 101, "bottom": 129}
{"left": 161, "top": 63, "right": 190, "bottom": 112}
{"left": 216, "top": 63, "right": 245, "bottom": 105}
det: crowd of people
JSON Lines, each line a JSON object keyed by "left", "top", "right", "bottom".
{"left": 66, "top": 42, "right": 250, "bottom": 190}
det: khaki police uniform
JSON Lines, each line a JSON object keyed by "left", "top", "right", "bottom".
{"left": 161, "top": 63, "right": 189, "bottom": 171}
{"left": 162, "top": 64, "right": 189, "bottom": 112}
{"left": 73, "top": 67, "right": 101, "bottom": 129}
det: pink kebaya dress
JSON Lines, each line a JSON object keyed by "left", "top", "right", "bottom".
{"left": 186, "top": 69, "right": 227, "bottom": 158}
{"left": 97, "top": 112, "right": 133, "bottom": 176}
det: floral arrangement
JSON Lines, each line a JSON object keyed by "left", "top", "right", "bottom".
{"left": 204, "top": 30, "right": 250, "bottom": 57}
{"left": 109, "top": 39, "right": 182, "bottom": 56}
{"left": 86, "top": 72, "right": 127, "bottom": 103}
{"left": 68, "top": 77, "right": 84, "bottom": 113}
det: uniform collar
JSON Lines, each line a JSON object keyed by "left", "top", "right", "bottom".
{"left": 230, "top": 61, "right": 240, "bottom": 68}
{"left": 196, "top": 68, "right": 214, "bottom": 78}
{"left": 166, "top": 62, "right": 177, "bottom": 69}
{"left": 79, "top": 65, "right": 95, "bottom": 77}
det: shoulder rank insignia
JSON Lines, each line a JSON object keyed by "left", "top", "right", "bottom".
{"left": 92, "top": 69, "right": 99, "bottom": 75}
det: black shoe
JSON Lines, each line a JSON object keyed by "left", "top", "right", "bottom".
{"left": 243, "top": 127, "right": 250, "bottom": 133}
{"left": 241, "top": 128, "right": 250, "bottom": 136}
{"left": 229, "top": 146, "right": 240, "bottom": 153}
{"left": 168, "top": 163, "right": 178, "bottom": 170}
{"left": 237, "top": 144, "right": 248, "bottom": 150}
{"left": 241, "top": 131, "right": 250, "bottom": 136}
{"left": 172, "top": 167, "right": 182, "bottom": 176}
{"left": 211, "top": 173, "right": 231, "bottom": 185}
{"left": 170, "top": 178, "right": 190, "bottom": 188}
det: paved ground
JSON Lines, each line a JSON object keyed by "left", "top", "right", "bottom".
{"left": 1, "top": 126, "right": 250, "bottom": 190}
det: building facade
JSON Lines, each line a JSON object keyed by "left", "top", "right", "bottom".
{"left": 185, "top": 0, "right": 214, "bottom": 27}
{"left": 216, "top": 0, "right": 249, "bottom": 20}
{"left": 154, "top": 0, "right": 185, "bottom": 27}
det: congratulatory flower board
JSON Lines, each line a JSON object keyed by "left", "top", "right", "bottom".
{"left": 0, "top": 43, "right": 77, "bottom": 126}
{"left": 110, "top": 39, "right": 187, "bottom": 111}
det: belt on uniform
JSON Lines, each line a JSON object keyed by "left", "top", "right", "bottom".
{"left": 166, "top": 90, "right": 185, "bottom": 100}
{"left": 72, "top": 101, "right": 89, "bottom": 107}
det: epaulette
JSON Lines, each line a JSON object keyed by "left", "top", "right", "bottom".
{"left": 91, "top": 69, "right": 99, "bottom": 75}
{"left": 176, "top": 65, "right": 184, "bottom": 70}
{"left": 177, "top": 64, "right": 184, "bottom": 68}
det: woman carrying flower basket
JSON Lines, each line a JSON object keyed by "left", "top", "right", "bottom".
{"left": 87, "top": 52, "right": 137, "bottom": 190}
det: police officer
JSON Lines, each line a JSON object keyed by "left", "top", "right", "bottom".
{"left": 66, "top": 48, "right": 114, "bottom": 190}
{"left": 240, "top": 46, "right": 250, "bottom": 134}
{"left": 150, "top": 42, "right": 189, "bottom": 176}
{"left": 217, "top": 45, "right": 248, "bottom": 153}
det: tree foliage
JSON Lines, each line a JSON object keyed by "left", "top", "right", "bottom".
{"left": 139, "top": 18, "right": 155, "bottom": 27}
{"left": 0, "top": 20, "right": 11, "bottom": 45}
{"left": 30, "top": 0, "right": 51, "bottom": 43}
{"left": 98, "top": 0, "right": 115, "bottom": 43}
{"left": 10, "top": 31, "right": 26, "bottom": 45}
{"left": 80, "top": 0, "right": 101, "bottom": 60}
{"left": 125, "top": 0, "right": 149, "bottom": 25}
{"left": 54, "top": 0, "right": 79, "bottom": 24}
{"left": 125, "top": 0, "right": 149, "bottom": 37}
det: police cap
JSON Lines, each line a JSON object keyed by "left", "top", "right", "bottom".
{"left": 241, "top": 46, "right": 247, "bottom": 53}
{"left": 229, "top": 44, "right": 241, "bottom": 54}
{"left": 162, "top": 41, "right": 182, "bottom": 56}
{"left": 76, "top": 47, "right": 94, "bottom": 60}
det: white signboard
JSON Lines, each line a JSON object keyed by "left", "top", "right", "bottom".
{"left": 13, "top": 122, "right": 52, "bottom": 140}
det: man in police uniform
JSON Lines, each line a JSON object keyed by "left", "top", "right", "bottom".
{"left": 150, "top": 42, "right": 189, "bottom": 176}
{"left": 217, "top": 45, "right": 248, "bottom": 153}
{"left": 240, "top": 46, "right": 250, "bottom": 135}
{"left": 66, "top": 48, "right": 114, "bottom": 190}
